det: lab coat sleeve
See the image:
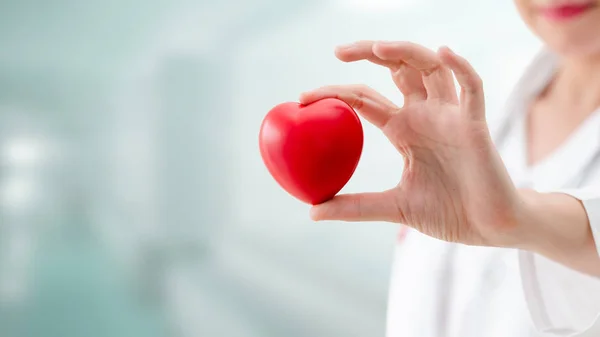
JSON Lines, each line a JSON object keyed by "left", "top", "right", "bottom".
{"left": 519, "top": 188, "right": 600, "bottom": 336}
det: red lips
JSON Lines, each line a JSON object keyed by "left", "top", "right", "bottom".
{"left": 538, "top": 2, "right": 596, "bottom": 21}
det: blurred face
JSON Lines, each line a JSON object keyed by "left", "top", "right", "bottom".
{"left": 514, "top": 0, "right": 600, "bottom": 58}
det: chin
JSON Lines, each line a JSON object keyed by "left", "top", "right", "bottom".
{"left": 542, "top": 34, "right": 600, "bottom": 60}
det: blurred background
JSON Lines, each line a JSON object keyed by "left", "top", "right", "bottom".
{"left": 0, "top": 0, "right": 542, "bottom": 336}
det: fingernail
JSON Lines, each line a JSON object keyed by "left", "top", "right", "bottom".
{"left": 309, "top": 207, "right": 321, "bottom": 221}
{"left": 299, "top": 92, "right": 309, "bottom": 102}
{"left": 441, "top": 46, "right": 455, "bottom": 54}
{"left": 336, "top": 43, "right": 354, "bottom": 51}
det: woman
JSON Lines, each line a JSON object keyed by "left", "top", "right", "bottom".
{"left": 299, "top": 1, "right": 600, "bottom": 336}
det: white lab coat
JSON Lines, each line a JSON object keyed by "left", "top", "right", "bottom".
{"left": 386, "top": 50, "right": 600, "bottom": 337}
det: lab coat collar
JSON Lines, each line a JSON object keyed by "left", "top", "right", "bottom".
{"left": 532, "top": 110, "right": 600, "bottom": 190}
{"left": 494, "top": 49, "right": 600, "bottom": 190}
{"left": 491, "top": 49, "right": 558, "bottom": 143}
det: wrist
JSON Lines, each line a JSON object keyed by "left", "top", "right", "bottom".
{"left": 513, "top": 189, "right": 592, "bottom": 256}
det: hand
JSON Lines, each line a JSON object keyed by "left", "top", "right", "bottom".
{"left": 301, "top": 41, "right": 522, "bottom": 247}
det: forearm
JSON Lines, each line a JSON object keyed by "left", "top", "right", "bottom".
{"left": 515, "top": 189, "right": 600, "bottom": 277}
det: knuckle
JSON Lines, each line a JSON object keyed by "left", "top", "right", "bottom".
{"left": 472, "top": 74, "right": 484, "bottom": 87}
{"left": 468, "top": 76, "right": 484, "bottom": 93}
{"left": 395, "top": 61, "right": 410, "bottom": 74}
{"left": 347, "top": 84, "right": 370, "bottom": 110}
{"left": 422, "top": 64, "right": 442, "bottom": 77}
{"left": 349, "top": 94, "right": 364, "bottom": 110}
{"left": 353, "top": 195, "right": 364, "bottom": 219}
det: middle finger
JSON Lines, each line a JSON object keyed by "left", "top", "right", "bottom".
{"left": 373, "top": 41, "right": 458, "bottom": 104}
{"left": 335, "top": 41, "right": 427, "bottom": 104}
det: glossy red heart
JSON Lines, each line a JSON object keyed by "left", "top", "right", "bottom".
{"left": 259, "top": 98, "right": 364, "bottom": 205}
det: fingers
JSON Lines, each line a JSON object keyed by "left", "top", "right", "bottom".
{"left": 300, "top": 84, "right": 398, "bottom": 129}
{"left": 389, "top": 62, "right": 428, "bottom": 104}
{"left": 309, "top": 190, "right": 404, "bottom": 223}
{"left": 335, "top": 41, "right": 427, "bottom": 104}
{"left": 335, "top": 41, "right": 398, "bottom": 68}
{"left": 330, "top": 41, "right": 485, "bottom": 120}
{"left": 438, "top": 46, "right": 485, "bottom": 119}
{"left": 372, "top": 41, "right": 458, "bottom": 104}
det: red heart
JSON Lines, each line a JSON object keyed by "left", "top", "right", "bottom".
{"left": 259, "top": 98, "right": 364, "bottom": 205}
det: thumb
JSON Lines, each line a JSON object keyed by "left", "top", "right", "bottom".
{"left": 310, "top": 190, "right": 404, "bottom": 223}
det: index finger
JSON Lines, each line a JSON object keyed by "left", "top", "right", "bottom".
{"left": 299, "top": 84, "right": 398, "bottom": 129}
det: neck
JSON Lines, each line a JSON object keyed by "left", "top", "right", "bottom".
{"left": 547, "top": 54, "right": 600, "bottom": 113}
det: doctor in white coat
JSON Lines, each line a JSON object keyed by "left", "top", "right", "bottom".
{"left": 299, "top": 1, "right": 600, "bottom": 336}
